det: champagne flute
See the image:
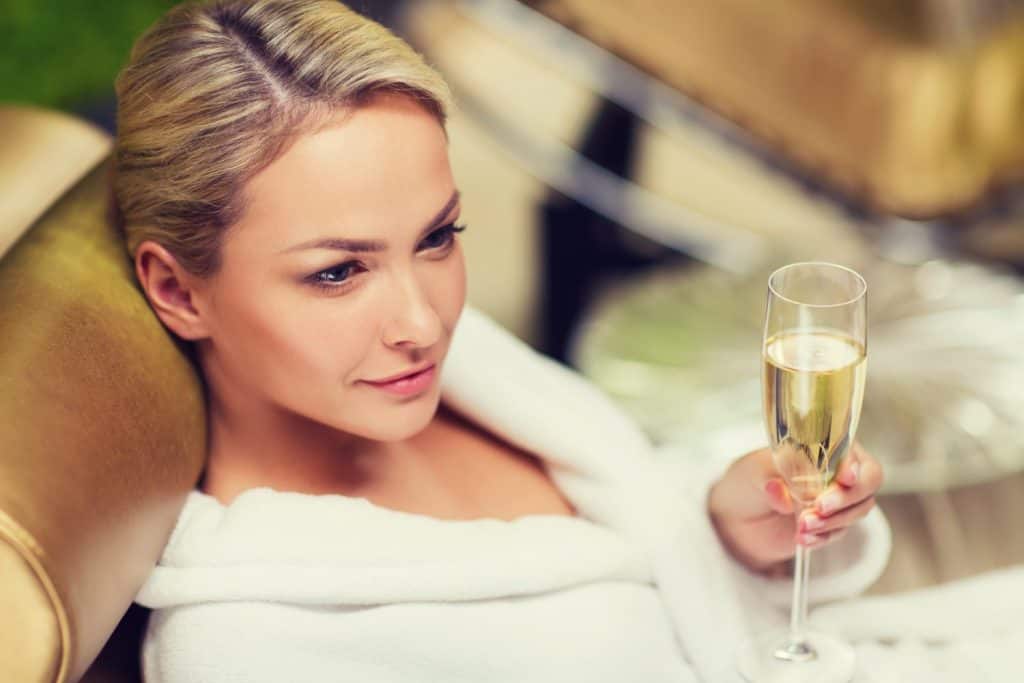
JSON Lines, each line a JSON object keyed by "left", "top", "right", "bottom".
{"left": 737, "top": 262, "right": 867, "bottom": 682}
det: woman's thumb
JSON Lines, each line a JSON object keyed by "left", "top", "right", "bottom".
{"left": 763, "top": 477, "right": 795, "bottom": 516}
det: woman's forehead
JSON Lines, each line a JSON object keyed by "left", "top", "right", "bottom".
{"left": 233, "top": 98, "right": 454, "bottom": 251}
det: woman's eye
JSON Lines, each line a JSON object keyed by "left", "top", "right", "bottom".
{"left": 304, "top": 224, "right": 466, "bottom": 294}
{"left": 420, "top": 222, "right": 467, "bottom": 251}
{"left": 307, "top": 261, "right": 363, "bottom": 291}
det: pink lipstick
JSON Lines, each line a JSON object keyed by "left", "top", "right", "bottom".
{"left": 362, "top": 364, "right": 436, "bottom": 397}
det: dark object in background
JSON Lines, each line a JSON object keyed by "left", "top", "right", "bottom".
{"left": 538, "top": 99, "right": 692, "bottom": 362}
{"left": 82, "top": 605, "right": 149, "bottom": 683}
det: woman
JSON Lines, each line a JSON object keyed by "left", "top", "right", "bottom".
{"left": 114, "top": 1, "right": 890, "bottom": 681}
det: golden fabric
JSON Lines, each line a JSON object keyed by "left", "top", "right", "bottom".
{"left": 0, "top": 156, "right": 207, "bottom": 682}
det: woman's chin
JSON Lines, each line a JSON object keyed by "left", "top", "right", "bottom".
{"left": 363, "top": 397, "right": 443, "bottom": 442}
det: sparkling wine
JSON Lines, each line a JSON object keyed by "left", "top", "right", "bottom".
{"left": 763, "top": 330, "right": 867, "bottom": 505}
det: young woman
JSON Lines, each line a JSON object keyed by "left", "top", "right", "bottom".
{"left": 113, "top": 1, "right": 889, "bottom": 681}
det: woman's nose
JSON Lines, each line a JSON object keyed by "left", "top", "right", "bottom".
{"left": 381, "top": 273, "right": 443, "bottom": 350}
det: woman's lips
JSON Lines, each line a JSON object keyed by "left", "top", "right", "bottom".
{"left": 362, "top": 364, "right": 436, "bottom": 397}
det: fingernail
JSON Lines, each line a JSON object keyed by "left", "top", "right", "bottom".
{"left": 800, "top": 513, "right": 824, "bottom": 532}
{"left": 818, "top": 491, "right": 842, "bottom": 516}
{"left": 799, "top": 533, "right": 825, "bottom": 547}
{"left": 847, "top": 461, "right": 861, "bottom": 485}
{"left": 765, "top": 479, "right": 786, "bottom": 501}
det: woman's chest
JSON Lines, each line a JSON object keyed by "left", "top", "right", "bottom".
{"left": 202, "top": 405, "right": 578, "bottom": 522}
{"left": 364, "top": 406, "right": 578, "bottom": 522}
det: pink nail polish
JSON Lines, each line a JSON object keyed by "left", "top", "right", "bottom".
{"left": 801, "top": 514, "right": 824, "bottom": 532}
{"left": 818, "top": 491, "right": 842, "bottom": 515}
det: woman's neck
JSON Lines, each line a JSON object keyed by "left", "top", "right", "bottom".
{"left": 197, "top": 391, "right": 457, "bottom": 507}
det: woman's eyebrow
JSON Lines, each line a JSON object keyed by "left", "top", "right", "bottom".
{"left": 279, "top": 189, "right": 461, "bottom": 254}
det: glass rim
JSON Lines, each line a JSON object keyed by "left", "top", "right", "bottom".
{"left": 768, "top": 261, "right": 867, "bottom": 308}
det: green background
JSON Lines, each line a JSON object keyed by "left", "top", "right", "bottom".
{"left": 0, "top": 1, "right": 396, "bottom": 122}
{"left": 0, "top": 1, "right": 178, "bottom": 118}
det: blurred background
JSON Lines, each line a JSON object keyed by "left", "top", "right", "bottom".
{"left": 4, "top": 0, "right": 1024, "bottom": 598}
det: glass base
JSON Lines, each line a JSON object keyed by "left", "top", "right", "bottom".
{"left": 737, "top": 628, "right": 855, "bottom": 683}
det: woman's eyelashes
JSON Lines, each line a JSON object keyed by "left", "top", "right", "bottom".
{"left": 305, "top": 222, "right": 467, "bottom": 293}
{"left": 307, "top": 261, "right": 364, "bottom": 292}
{"left": 416, "top": 221, "right": 464, "bottom": 250}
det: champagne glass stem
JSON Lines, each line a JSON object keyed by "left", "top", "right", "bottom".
{"left": 775, "top": 507, "right": 816, "bottom": 662}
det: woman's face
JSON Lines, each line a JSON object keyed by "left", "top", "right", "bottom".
{"left": 182, "top": 93, "right": 466, "bottom": 442}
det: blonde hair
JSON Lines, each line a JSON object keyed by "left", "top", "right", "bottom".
{"left": 111, "top": 0, "right": 453, "bottom": 278}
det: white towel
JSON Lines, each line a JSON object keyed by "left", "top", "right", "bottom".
{"left": 134, "top": 304, "right": 892, "bottom": 682}
{"left": 808, "top": 564, "right": 1024, "bottom": 682}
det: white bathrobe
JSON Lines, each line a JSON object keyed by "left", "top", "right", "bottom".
{"left": 134, "top": 304, "right": 894, "bottom": 682}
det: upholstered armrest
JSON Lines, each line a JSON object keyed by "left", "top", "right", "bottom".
{"left": 0, "top": 126, "right": 207, "bottom": 682}
{"left": 0, "top": 106, "right": 111, "bottom": 260}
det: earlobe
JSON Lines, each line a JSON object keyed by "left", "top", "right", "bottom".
{"left": 134, "top": 242, "right": 211, "bottom": 341}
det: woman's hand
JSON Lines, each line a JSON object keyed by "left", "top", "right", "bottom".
{"left": 706, "top": 442, "right": 884, "bottom": 576}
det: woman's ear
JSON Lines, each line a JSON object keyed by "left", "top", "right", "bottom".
{"left": 134, "top": 240, "right": 214, "bottom": 341}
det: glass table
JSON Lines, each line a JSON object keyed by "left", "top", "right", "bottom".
{"left": 571, "top": 256, "right": 1024, "bottom": 593}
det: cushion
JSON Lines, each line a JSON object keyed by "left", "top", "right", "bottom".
{"left": 0, "top": 156, "right": 207, "bottom": 682}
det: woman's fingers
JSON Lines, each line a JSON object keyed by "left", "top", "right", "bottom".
{"left": 712, "top": 448, "right": 795, "bottom": 521}
{"left": 794, "top": 444, "right": 882, "bottom": 547}
{"left": 797, "top": 527, "right": 849, "bottom": 549}
{"left": 817, "top": 443, "right": 885, "bottom": 516}
{"left": 799, "top": 495, "right": 875, "bottom": 537}
{"left": 834, "top": 445, "right": 863, "bottom": 487}
{"left": 764, "top": 477, "right": 796, "bottom": 516}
